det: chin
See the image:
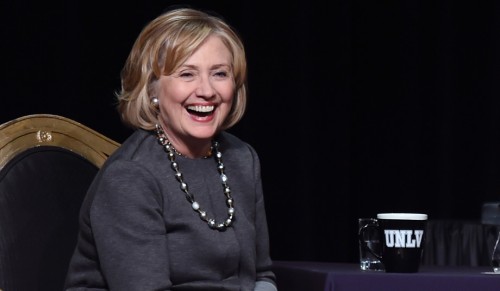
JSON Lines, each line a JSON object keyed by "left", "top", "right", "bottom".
{"left": 189, "top": 130, "right": 218, "bottom": 140}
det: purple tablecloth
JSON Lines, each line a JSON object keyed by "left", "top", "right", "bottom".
{"left": 272, "top": 260, "right": 500, "bottom": 291}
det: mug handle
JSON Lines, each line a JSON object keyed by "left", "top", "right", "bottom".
{"left": 358, "top": 223, "right": 383, "bottom": 260}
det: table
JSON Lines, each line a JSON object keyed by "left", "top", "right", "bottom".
{"left": 272, "top": 260, "right": 500, "bottom": 291}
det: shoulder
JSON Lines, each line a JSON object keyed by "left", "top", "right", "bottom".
{"left": 218, "top": 131, "right": 258, "bottom": 158}
{"left": 106, "top": 129, "right": 159, "bottom": 163}
{"left": 95, "top": 129, "right": 166, "bottom": 181}
{"left": 84, "top": 129, "right": 164, "bottom": 204}
{"left": 218, "top": 131, "right": 261, "bottom": 171}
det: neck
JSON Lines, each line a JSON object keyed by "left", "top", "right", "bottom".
{"left": 155, "top": 124, "right": 213, "bottom": 159}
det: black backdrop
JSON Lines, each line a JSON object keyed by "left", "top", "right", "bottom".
{"left": 2, "top": 0, "right": 500, "bottom": 263}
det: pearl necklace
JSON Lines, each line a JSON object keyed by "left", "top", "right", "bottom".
{"left": 155, "top": 124, "right": 235, "bottom": 231}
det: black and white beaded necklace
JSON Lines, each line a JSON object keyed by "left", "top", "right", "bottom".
{"left": 155, "top": 124, "right": 235, "bottom": 231}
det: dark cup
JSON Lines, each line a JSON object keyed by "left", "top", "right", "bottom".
{"left": 359, "top": 213, "right": 428, "bottom": 273}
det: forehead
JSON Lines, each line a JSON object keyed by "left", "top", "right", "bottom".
{"left": 181, "top": 35, "right": 232, "bottom": 66}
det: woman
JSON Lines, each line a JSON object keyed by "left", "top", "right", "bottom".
{"left": 64, "top": 7, "right": 277, "bottom": 291}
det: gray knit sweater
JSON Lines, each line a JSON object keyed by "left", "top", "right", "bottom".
{"left": 64, "top": 129, "right": 277, "bottom": 290}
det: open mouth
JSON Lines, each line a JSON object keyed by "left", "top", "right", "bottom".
{"left": 186, "top": 105, "right": 215, "bottom": 117}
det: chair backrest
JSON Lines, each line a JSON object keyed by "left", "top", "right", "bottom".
{"left": 0, "top": 114, "right": 120, "bottom": 291}
{"left": 422, "top": 218, "right": 500, "bottom": 267}
{"left": 481, "top": 202, "right": 500, "bottom": 225}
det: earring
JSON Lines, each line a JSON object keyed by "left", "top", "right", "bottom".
{"left": 151, "top": 97, "right": 159, "bottom": 109}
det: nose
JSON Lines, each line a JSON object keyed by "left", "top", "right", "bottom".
{"left": 195, "top": 75, "right": 215, "bottom": 98}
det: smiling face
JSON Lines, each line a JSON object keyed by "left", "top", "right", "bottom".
{"left": 155, "top": 35, "right": 235, "bottom": 156}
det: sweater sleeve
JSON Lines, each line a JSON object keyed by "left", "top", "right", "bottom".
{"left": 255, "top": 280, "right": 278, "bottom": 291}
{"left": 90, "top": 160, "right": 172, "bottom": 290}
{"left": 250, "top": 146, "right": 278, "bottom": 289}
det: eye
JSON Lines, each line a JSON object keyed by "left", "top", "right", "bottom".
{"left": 177, "top": 70, "right": 196, "bottom": 80}
{"left": 213, "top": 70, "right": 229, "bottom": 79}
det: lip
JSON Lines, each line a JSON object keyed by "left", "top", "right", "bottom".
{"left": 186, "top": 103, "right": 216, "bottom": 122}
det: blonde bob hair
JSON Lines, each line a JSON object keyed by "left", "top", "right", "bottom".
{"left": 116, "top": 7, "right": 247, "bottom": 130}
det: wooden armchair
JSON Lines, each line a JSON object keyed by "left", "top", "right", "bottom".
{"left": 0, "top": 114, "right": 120, "bottom": 291}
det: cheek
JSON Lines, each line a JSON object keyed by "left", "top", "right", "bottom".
{"left": 160, "top": 85, "right": 187, "bottom": 104}
{"left": 218, "top": 84, "right": 236, "bottom": 103}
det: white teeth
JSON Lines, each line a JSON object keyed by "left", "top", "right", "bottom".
{"left": 187, "top": 105, "right": 214, "bottom": 112}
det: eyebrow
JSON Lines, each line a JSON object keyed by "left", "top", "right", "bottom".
{"left": 179, "top": 63, "right": 231, "bottom": 70}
